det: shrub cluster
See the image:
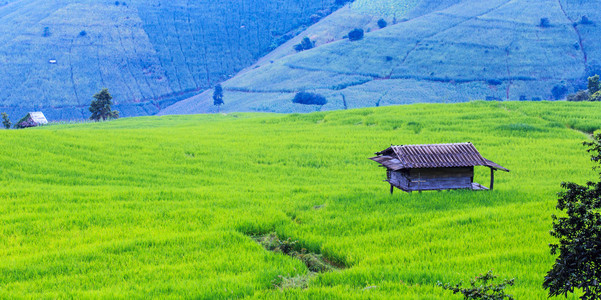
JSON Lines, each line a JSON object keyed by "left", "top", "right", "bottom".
{"left": 348, "top": 28, "right": 364, "bottom": 41}
{"left": 1, "top": 112, "right": 11, "bottom": 129}
{"left": 292, "top": 92, "right": 327, "bottom": 105}
{"left": 294, "top": 37, "right": 315, "bottom": 52}
{"left": 567, "top": 75, "right": 600, "bottom": 101}
{"left": 438, "top": 270, "right": 515, "bottom": 300}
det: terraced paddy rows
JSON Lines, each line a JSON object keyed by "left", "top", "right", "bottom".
{"left": 0, "top": 101, "right": 597, "bottom": 298}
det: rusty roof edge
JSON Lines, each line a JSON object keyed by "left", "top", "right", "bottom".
{"left": 482, "top": 158, "right": 510, "bottom": 172}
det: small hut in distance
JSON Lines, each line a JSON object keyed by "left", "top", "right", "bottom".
{"left": 15, "top": 112, "right": 48, "bottom": 129}
{"left": 370, "top": 143, "right": 509, "bottom": 193}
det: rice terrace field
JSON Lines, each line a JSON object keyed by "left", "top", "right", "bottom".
{"left": 1, "top": 101, "right": 600, "bottom": 299}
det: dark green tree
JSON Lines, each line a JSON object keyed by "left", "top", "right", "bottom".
{"left": 294, "top": 37, "right": 315, "bottom": 52}
{"left": 377, "top": 19, "right": 387, "bottom": 29}
{"left": 588, "top": 75, "right": 600, "bottom": 95}
{"left": 213, "top": 84, "right": 224, "bottom": 112}
{"left": 567, "top": 90, "right": 590, "bottom": 102}
{"left": 292, "top": 92, "right": 327, "bottom": 105}
{"left": 544, "top": 132, "right": 601, "bottom": 300}
{"left": 348, "top": 28, "right": 364, "bottom": 41}
{"left": 437, "top": 270, "right": 515, "bottom": 300}
{"left": 590, "top": 91, "right": 601, "bottom": 102}
{"left": 89, "top": 88, "right": 119, "bottom": 121}
{"left": 1, "top": 112, "right": 11, "bottom": 129}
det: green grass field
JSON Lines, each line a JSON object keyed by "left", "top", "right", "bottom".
{"left": 1, "top": 101, "right": 597, "bottom": 298}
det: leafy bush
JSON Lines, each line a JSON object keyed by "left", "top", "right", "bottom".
{"left": 588, "top": 75, "right": 600, "bottom": 95}
{"left": 79, "top": 30, "right": 87, "bottom": 37}
{"left": 540, "top": 18, "right": 550, "bottom": 28}
{"left": 292, "top": 92, "right": 327, "bottom": 105}
{"left": 487, "top": 79, "right": 502, "bottom": 86}
{"left": 437, "top": 270, "right": 515, "bottom": 300}
{"left": 1, "top": 112, "right": 10, "bottom": 129}
{"left": 348, "top": 28, "right": 364, "bottom": 41}
{"left": 294, "top": 37, "right": 315, "bottom": 52}
{"left": 567, "top": 90, "right": 590, "bottom": 102}
{"left": 544, "top": 134, "right": 601, "bottom": 299}
{"left": 377, "top": 19, "right": 387, "bottom": 29}
{"left": 580, "top": 15, "right": 593, "bottom": 25}
{"left": 590, "top": 91, "right": 601, "bottom": 102}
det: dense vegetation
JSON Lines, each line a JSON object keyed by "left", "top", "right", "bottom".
{"left": 163, "top": 0, "right": 601, "bottom": 115}
{"left": 1, "top": 101, "right": 599, "bottom": 298}
{"left": 0, "top": 0, "right": 338, "bottom": 120}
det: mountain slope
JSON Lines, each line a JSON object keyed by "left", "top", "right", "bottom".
{"left": 0, "top": 0, "right": 338, "bottom": 120}
{"left": 161, "top": 0, "right": 601, "bottom": 115}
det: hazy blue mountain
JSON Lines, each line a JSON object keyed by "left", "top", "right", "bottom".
{"left": 161, "top": 0, "right": 601, "bottom": 115}
{"left": 0, "top": 0, "right": 338, "bottom": 120}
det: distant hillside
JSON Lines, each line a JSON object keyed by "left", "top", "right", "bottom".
{"left": 0, "top": 0, "right": 339, "bottom": 120}
{"left": 161, "top": 0, "right": 601, "bottom": 115}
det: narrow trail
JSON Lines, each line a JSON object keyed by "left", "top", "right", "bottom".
{"left": 68, "top": 38, "right": 80, "bottom": 105}
{"left": 173, "top": 10, "right": 199, "bottom": 89}
{"left": 95, "top": 45, "right": 106, "bottom": 88}
{"left": 505, "top": 46, "right": 512, "bottom": 101}
{"left": 557, "top": 0, "right": 587, "bottom": 66}
{"left": 117, "top": 26, "right": 145, "bottom": 100}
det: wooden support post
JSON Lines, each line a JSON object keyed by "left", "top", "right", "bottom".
{"left": 390, "top": 184, "right": 394, "bottom": 195}
{"left": 490, "top": 168, "right": 495, "bottom": 190}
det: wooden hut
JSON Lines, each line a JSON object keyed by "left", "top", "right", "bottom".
{"left": 15, "top": 112, "right": 48, "bottom": 128}
{"left": 369, "top": 143, "right": 509, "bottom": 193}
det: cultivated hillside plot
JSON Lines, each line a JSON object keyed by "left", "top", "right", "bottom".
{"left": 0, "top": 0, "right": 337, "bottom": 120}
{"left": 0, "top": 101, "right": 598, "bottom": 298}
{"left": 163, "top": 0, "right": 601, "bottom": 115}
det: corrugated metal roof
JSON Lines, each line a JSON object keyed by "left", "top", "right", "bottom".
{"left": 28, "top": 112, "right": 48, "bottom": 125}
{"left": 369, "top": 143, "right": 509, "bottom": 171}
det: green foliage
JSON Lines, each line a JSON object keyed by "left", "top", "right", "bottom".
{"left": 292, "top": 92, "right": 327, "bottom": 105}
{"left": 89, "top": 88, "right": 119, "bottom": 121}
{"left": 568, "top": 90, "right": 590, "bottom": 102}
{"left": 437, "top": 270, "right": 515, "bottom": 300}
{"left": 580, "top": 16, "right": 593, "bottom": 25}
{"left": 294, "top": 37, "right": 315, "bottom": 52}
{"left": 540, "top": 18, "right": 550, "bottom": 28}
{"left": 588, "top": 75, "right": 600, "bottom": 95}
{"left": 544, "top": 133, "right": 601, "bottom": 300}
{"left": 1, "top": 112, "right": 10, "bottom": 129}
{"left": 591, "top": 91, "right": 601, "bottom": 102}
{"left": 377, "top": 18, "right": 387, "bottom": 28}
{"left": 347, "top": 28, "right": 364, "bottom": 41}
{"left": 213, "top": 84, "right": 224, "bottom": 108}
